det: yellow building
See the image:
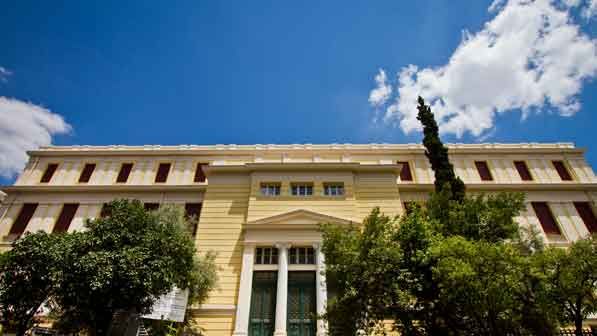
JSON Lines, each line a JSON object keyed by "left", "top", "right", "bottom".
{"left": 1, "top": 143, "right": 596, "bottom": 336}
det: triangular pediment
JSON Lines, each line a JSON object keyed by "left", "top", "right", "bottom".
{"left": 246, "top": 209, "right": 357, "bottom": 229}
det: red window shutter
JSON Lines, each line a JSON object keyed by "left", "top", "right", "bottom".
{"left": 532, "top": 202, "right": 561, "bottom": 235}
{"left": 53, "top": 204, "right": 79, "bottom": 233}
{"left": 78, "top": 163, "right": 96, "bottom": 183}
{"left": 475, "top": 161, "right": 493, "bottom": 181}
{"left": 9, "top": 203, "right": 38, "bottom": 236}
{"left": 514, "top": 161, "right": 533, "bottom": 181}
{"left": 155, "top": 163, "right": 171, "bottom": 183}
{"left": 397, "top": 161, "right": 413, "bottom": 181}
{"left": 144, "top": 203, "right": 160, "bottom": 211}
{"left": 116, "top": 163, "right": 133, "bottom": 183}
{"left": 552, "top": 161, "right": 572, "bottom": 181}
{"left": 194, "top": 163, "right": 207, "bottom": 182}
{"left": 40, "top": 163, "right": 58, "bottom": 183}
{"left": 573, "top": 202, "right": 597, "bottom": 233}
{"left": 185, "top": 203, "right": 202, "bottom": 236}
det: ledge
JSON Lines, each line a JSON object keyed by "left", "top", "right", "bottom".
{"left": 0, "top": 184, "right": 207, "bottom": 194}
{"left": 397, "top": 183, "right": 597, "bottom": 192}
{"left": 204, "top": 162, "right": 403, "bottom": 175}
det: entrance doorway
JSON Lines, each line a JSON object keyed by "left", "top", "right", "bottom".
{"left": 249, "top": 271, "right": 277, "bottom": 336}
{"left": 287, "top": 271, "right": 316, "bottom": 336}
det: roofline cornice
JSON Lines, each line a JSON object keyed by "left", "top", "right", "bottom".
{"left": 26, "top": 143, "right": 584, "bottom": 157}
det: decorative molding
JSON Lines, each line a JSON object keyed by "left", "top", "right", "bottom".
{"left": 0, "top": 185, "right": 207, "bottom": 194}
{"left": 246, "top": 209, "right": 357, "bottom": 229}
{"left": 397, "top": 183, "right": 597, "bottom": 192}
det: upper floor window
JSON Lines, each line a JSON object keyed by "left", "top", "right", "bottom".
{"left": 194, "top": 163, "right": 207, "bottom": 183}
{"left": 552, "top": 161, "right": 573, "bottom": 181}
{"left": 531, "top": 202, "right": 561, "bottom": 236}
{"left": 184, "top": 203, "right": 202, "bottom": 236}
{"left": 116, "top": 163, "right": 133, "bottom": 183}
{"left": 323, "top": 183, "right": 344, "bottom": 196}
{"left": 573, "top": 202, "right": 597, "bottom": 234}
{"left": 53, "top": 203, "right": 79, "bottom": 233}
{"left": 100, "top": 203, "right": 112, "bottom": 218}
{"left": 40, "top": 163, "right": 58, "bottom": 183}
{"left": 475, "top": 161, "right": 493, "bottom": 181}
{"left": 155, "top": 163, "right": 171, "bottom": 183}
{"left": 78, "top": 163, "right": 96, "bottom": 183}
{"left": 9, "top": 203, "right": 38, "bottom": 237}
{"left": 291, "top": 183, "right": 313, "bottom": 196}
{"left": 261, "top": 183, "right": 281, "bottom": 196}
{"left": 289, "top": 247, "right": 315, "bottom": 264}
{"left": 255, "top": 247, "right": 278, "bottom": 264}
{"left": 403, "top": 201, "right": 415, "bottom": 216}
{"left": 397, "top": 161, "right": 413, "bottom": 181}
{"left": 514, "top": 161, "right": 533, "bottom": 181}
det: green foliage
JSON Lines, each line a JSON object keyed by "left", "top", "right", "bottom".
{"left": 534, "top": 236, "right": 597, "bottom": 335}
{"left": 48, "top": 200, "right": 216, "bottom": 336}
{"left": 0, "top": 232, "right": 67, "bottom": 336}
{"left": 416, "top": 96, "right": 465, "bottom": 201}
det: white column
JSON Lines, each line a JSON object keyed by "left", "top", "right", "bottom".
{"left": 314, "top": 243, "right": 328, "bottom": 336}
{"left": 232, "top": 244, "right": 255, "bottom": 336}
{"left": 274, "top": 243, "right": 290, "bottom": 336}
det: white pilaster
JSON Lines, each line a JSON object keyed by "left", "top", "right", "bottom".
{"left": 274, "top": 243, "right": 290, "bottom": 336}
{"left": 232, "top": 244, "right": 255, "bottom": 336}
{"left": 314, "top": 243, "right": 328, "bottom": 336}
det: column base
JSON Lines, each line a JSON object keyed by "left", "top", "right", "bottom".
{"left": 273, "top": 330, "right": 287, "bottom": 336}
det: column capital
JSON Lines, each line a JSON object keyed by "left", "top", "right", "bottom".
{"left": 312, "top": 242, "right": 322, "bottom": 249}
{"left": 275, "top": 242, "right": 292, "bottom": 249}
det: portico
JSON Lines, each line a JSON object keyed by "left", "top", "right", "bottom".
{"left": 232, "top": 209, "right": 356, "bottom": 336}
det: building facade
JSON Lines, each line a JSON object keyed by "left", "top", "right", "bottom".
{"left": 1, "top": 143, "right": 596, "bottom": 336}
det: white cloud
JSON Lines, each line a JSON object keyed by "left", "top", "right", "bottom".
{"left": 0, "top": 67, "right": 11, "bottom": 82}
{"left": 0, "top": 97, "right": 71, "bottom": 178}
{"left": 372, "top": 0, "right": 597, "bottom": 138}
{"left": 583, "top": 0, "right": 597, "bottom": 18}
{"left": 369, "top": 69, "right": 392, "bottom": 107}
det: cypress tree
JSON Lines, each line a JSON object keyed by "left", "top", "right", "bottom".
{"left": 416, "top": 96, "right": 466, "bottom": 201}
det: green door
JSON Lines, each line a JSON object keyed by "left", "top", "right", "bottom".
{"left": 249, "top": 271, "right": 277, "bottom": 336}
{"left": 287, "top": 272, "right": 316, "bottom": 336}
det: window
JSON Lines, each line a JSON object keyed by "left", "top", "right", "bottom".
{"left": 53, "top": 204, "right": 79, "bottom": 233}
{"left": 255, "top": 247, "right": 278, "bottom": 264}
{"left": 324, "top": 183, "right": 344, "bottom": 196}
{"left": 116, "top": 163, "right": 133, "bottom": 183}
{"left": 397, "top": 161, "right": 413, "bottom": 181}
{"left": 514, "top": 161, "right": 533, "bottom": 181}
{"left": 99, "top": 203, "right": 112, "bottom": 218}
{"left": 185, "top": 203, "right": 202, "bottom": 236}
{"left": 291, "top": 183, "right": 313, "bottom": 196}
{"left": 78, "top": 163, "right": 96, "bottom": 183}
{"left": 573, "top": 202, "right": 597, "bottom": 233}
{"left": 155, "top": 163, "right": 171, "bottom": 183}
{"left": 552, "top": 161, "right": 573, "bottom": 181}
{"left": 475, "top": 161, "right": 493, "bottom": 181}
{"left": 531, "top": 202, "right": 561, "bottom": 235}
{"left": 260, "top": 183, "right": 281, "bottom": 196}
{"left": 289, "top": 247, "right": 315, "bottom": 264}
{"left": 40, "top": 163, "right": 58, "bottom": 183}
{"left": 403, "top": 201, "right": 414, "bottom": 215}
{"left": 9, "top": 203, "right": 38, "bottom": 236}
{"left": 144, "top": 203, "right": 160, "bottom": 211}
{"left": 194, "top": 163, "right": 207, "bottom": 183}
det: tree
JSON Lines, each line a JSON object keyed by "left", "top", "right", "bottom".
{"left": 0, "top": 232, "right": 67, "bottom": 336}
{"left": 51, "top": 200, "right": 217, "bottom": 336}
{"left": 416, "top": 96, "right": 465, "bottom": 201}
{"left": 534, "top": 236, "right": 597, "bottom": 336}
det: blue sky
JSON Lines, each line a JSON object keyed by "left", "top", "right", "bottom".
{"left": 0, "top": 0, "right": 596, "bottom": 184}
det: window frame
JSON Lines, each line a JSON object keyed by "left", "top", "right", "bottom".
{"left": 531, "top": 202, "right": 562, "bottom": 236}
{"left": 40, "top": 163, "right": 59, "bottom": 183}
{"left": 8, "top": 203, "right": 38, "bottom": 237}
{"left": 115, "top": 162, "right": 134, "bottom": 183}
{"left": 573, "top": 202, "right": 597, "bottom": 234}
{"left": 260, "top": 183, "right": 281, "bottom": 197}
{"left": 397, "top": 161, "right": 414, "bottom": 181}
{"left": 194, "top": 162, "right": 208, "bottom": 183}
{"left": 323, "top": 183, "right": 345, "bottom": 196}
{"left": 288, "top": 246, "right": 315, "bottom": 265}
{"left": 290, "top": 183, "right": 313, "bottom": 197}
{"left": 474, "top": 161, "right": 494, "bottom": 181}
{"left": 184, "top": 203, "right": 203, "bottom": 236}
{"left": 552, "top": 160, "right": 573, "bottom": 181}
{"left": 78, "top": 163, "right": 97, "bottom": 183}
{"left": 154, "top": 162, "right": 172, "bottom": 183}
{"left": 144, "top": 202, "right": 160, "bottom": 211}
{"left": 254, "top": 247, "right": 279, "bottom": 265}
{"left": 513, "top": 161, "right": 533, "bottom": 181}
{"left": 52, "top": 203, "right": 79, "bottom": 233}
